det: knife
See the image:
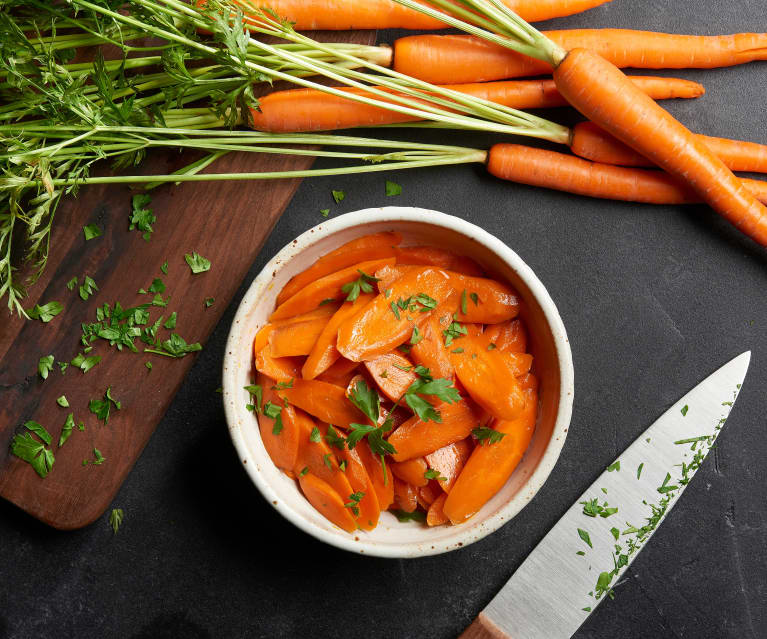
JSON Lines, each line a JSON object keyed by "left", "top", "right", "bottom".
{"left": 460, "top": 351, "right": 751, "bottom": 639}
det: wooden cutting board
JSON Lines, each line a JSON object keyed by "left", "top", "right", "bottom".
{"left": 0, "top": 29, "right": 376, "bottom": 530}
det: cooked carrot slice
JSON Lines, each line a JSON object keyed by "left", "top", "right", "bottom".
{"left": 315, "top": 357, "right": 359, "bottom": 387}
{"left": 364, "top": 351, "right": 418, "bottom": 402}
{"left": 337, "top": 267, "right": 454, "bottom": 362}
{"left": 319, "top": 423, "right": 381, "bottom": 530}
{"left": 255, "top": 343, "right": 302, "bottom": 382}
{"left": 391, "top": 457, "right": 429, "bottom": 487}
{"left": 270, "top": 257, "right": 395, "bottom": 321}
{"left": 355, "top": 439, "right": 394, "bottom": 510}
{"left": 394, "top": 246, "right": 483, "bottom": 277}
{"left": 480, "top": 318, "right": 527, "bottom": 353}
{"left": 424, "top": 438, "right": 472, "bottom": 493}
{"left": 410, "top": 315, "right": 454, "bottom": 379}
{"left": 427, "top": 494, "right": 449, "bottom": 526}
{"left": 293, "top": 415, "right": 354, "bottom": 501}
{"left": 254, "top": 305, "right": 339, "bottom": 352}
{"left": 376, "top": 265, "right": 519, "bottom": 324}
{"left": 302, "top": 294, "right": 374, "bottom": 380}
{"left": 417, "top": 480, "right": 442, "bottom": 509}
{"left": 255, "top": 372, "right": 301, "bottom": 471}
{"left": 393, "top": 477, "right": 419, "bottom": 513}
{"left": 388, "top": 398, "right": 484, "bottom": 461}
{"left": 451, "top": 336, "right": 532, "bottom": 420}
{"left": 269, "top": 314, "right": 332, "bottom": 358}
{"left": 278, "top": 379, "right": 364, "bottom": 429}
{"left": 277, "top": 232, "right": 402, "bottom": 305}
{"left": 298, "top": 472, "right": 357, "bottom": 533}
{"left": 444, "top": 390, "right": 538, "bottom": 525}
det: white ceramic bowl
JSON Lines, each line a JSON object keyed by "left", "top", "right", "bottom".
{"left": 223, "top": 207, "right": 573, "bottom": 558}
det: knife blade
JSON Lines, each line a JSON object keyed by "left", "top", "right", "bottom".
{"left": 461, "top": 351, "right": 751, "bottom": 639}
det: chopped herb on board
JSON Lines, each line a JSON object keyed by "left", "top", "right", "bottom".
{"left": 59, "top": 414, "right": 76, "bottom": 447}
{"left": 89, "top": 387, "right": 121, "bottom": 424}
{"left": 83, "top": 224, "right": 102, "bottom": 241}
{"left": 79, "top": 276, "right": 98, "bottom": 301}
{"left": 185, "top": 252, "right": 211, "bottom": 274}
{"left": 129, "top": 193, "right": 156, "bottom": 241}
{"left": 11, "top": 421, "right": 55, "bottom": 478}
{"left": 38, "top": 355, "right": 54, "bottom": 379}
{"left": 28, "top": 301, "right": 63, "bottom": 323}
{"left": 56, "top": 395, "right": 69, "bottom": 408}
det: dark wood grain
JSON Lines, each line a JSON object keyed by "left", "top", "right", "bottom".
{"left": 0, "top": 30, "right": 376, "bottom": 530}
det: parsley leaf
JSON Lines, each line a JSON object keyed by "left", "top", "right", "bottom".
{"left": 145, "top": 333, "right": 202, "bottom": 358}
{"left": 332, "top": 189, "right": 345, "bottom": 204}
{"left": 71, "top": 352, "right": 102, "bottom": 373}
{"left": 204, "top": 297, "right": 215, "bottom": 308}
{"left": 298, "top": 466, "right": 309, "bottom": 477}
{"left": 244, "top": 384, "right": 262, "bottom": 413}
{"left": 91, "top": 448, "right": 106, "bottom": 465}
{"left": 129, "top": 193, "right": 156, "bottom": 241}
{"left": 163, "top": 312, "right": 177, "bottom": 330}
{"left": 12, "top": 426, "right": 55, "bottom": 478}
{"left": 404, "top": 377, "right": 461, "bottom": 422}
{"left": 263, "top": 401, "right": 283, "bottom": 434}
{"left": 89, "top": 386, "right": 121, "bottom": 424}
{"left": 577, "top": 528, "right": 593, "bottom": 548}
{"left": 56, "top": 395, "right": 69, "bottom": 408}
{"left": 341, "top": 269, "right": 380, "bottom": 302}
{"left": 185, "top": 252, "right": 211, "bottom": 274}
{"left": 24, "top": 420, "right": 51, "bottom": 446}
{"left": 66, "top": 277, "right": 78, "bottom": 291}
{"left": 442, "top": 315, "right": 468, "bottom": 346}
{"left": 83, "top": 224, "right": 102, "bottom": 241}
{"left": 347, "top": 379, "right": 380, "bottom": 423}
{"left": 385, "top": 180, "right": 402, "bottom": 197}
{"left": 344, "top": 491, "right": 365, "bottom": 516}
{"left": 161, "top": 261, "right": 168, "bottom": 275}
{"left": 681, "top": 405, "right": 689, "bottom": 416}
{"left": 637, "top": 463, "right": 644, "bottom": 479}
{"left": 59, "top": 413, "right": 76, "bottom": 447}
{"left": 424, "top": 469, "right": 446, "bottom": 481}
{"left": 470, "top": 292, "right": 479, "bottom": 306}
{"left": 325, "top": 425, "right": 346, "bottom": 450}
{"left": 79, "top": 275, "right": 98, "bottom": 301}
{"left": 148, "top": 278, "right": 165, "bottom": 294}
{"left": 461, "top": 290, "right": 468, "bottom": 315}
{"left": 410, "top": 326, "right": 423, "bottom": 345}
{"left": 606, "top": 460, "right": 621, "bottom": 472}
{"left": 309, "top": 426, "right": 321, "bottom": 443}
{"left": 109, "top": 508, "right": 124, "bottom": 534}
{"left": 391, "top": 509, "right": 426, "bottom": 523}
{"left": 320, "top": 208, "right": 330, "bottom": 218}
{"left": 38, "top": 355, "right": 54, "bottom": 379}
{"left": 472, "top": 426, "right": 506, "bottom": 446}
{"left": 28, "top": 301, "right": 63, "bottom": 323}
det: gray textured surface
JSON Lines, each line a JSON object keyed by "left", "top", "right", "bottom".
{"left": 1, "top": 1, "right": 766, "bottom": 637}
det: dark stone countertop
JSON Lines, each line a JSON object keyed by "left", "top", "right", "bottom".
{"left": 1, "top": 1, "right": 766, "bottom": 638}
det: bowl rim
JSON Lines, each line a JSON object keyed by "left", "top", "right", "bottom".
{"left": 222, "top": 206, "right": 574, "bottom": 558}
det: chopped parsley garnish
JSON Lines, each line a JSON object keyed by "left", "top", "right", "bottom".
{"left": 56, "top": 395, "right": 69, "bottom": 408}
{"left": 79, "top": 275, "right": 98, "bottom": 301}
{"left": 148, "top": 278, "right": 165, "bottom": 294}
{"left": 338, "top": 460, "right": 347, "bottom": 472}
{"left": 58, "top": 361, "right": 68, "bottom": 373}
{"left": 89, "top": 387, "right": 121, "bottom": 425}
{"left": 163, "top": 312, "right": 177, "bottom": 330}
{"left": 161, "top": 261, "right": 168, "bottom": 275}
{"left": 404, "top": 374, "right": 460, "bottom": 423}
{"left": 580, "top": 497, "right": 618, "bottom": 518}
{"left": 272, "top": 379, "right": 293, "bottom": 390}
{"left": 325, "top": 425, "right": 346, "bottom": 450}
{"left": 392, "top": 509, "right": 426, "bottom": 523}
{"left": 610, "top": 527, "right": 620, "bottom": 541}
{"left": 390, "top": 302, "right": 401, "bottom": 320}
{"left": 606, "top": 460, "right": 621, "bottom": 472}
{"left": 83, "top": 224, "right": 102, "bottom": 241}
{"left": 185, "top": 252, "right": 211, "bottom": 274}
{"left": 347, "top": 422, "right": 396, "bottom": 457}
{"left": 66, "top": 276, "right": 78, "bottom": 291}
{"left": 410, "top": 326, "right": 423, "bottom": 345}
{"left": 331, "top": 189, "right": 345, "bottom": 204}
{"left": 461, "top": 290, "right": 468, "bottom": 315}
{"left": 636, "top": 463, "right": 644, "bottom": 479}
{"left": 263, "top": 401, "right": 283, "bottom": 434}
{"left": 298, "top": 466, "right": 309, "bottom": 477}
{"left": 341, "top": 269, "right": 380, "bottom": 302}
{"left": 657, "top": 472, "right": 678, "bottom": 494}
{"left": 424, "top": 469, "right": 446, "bottom": 481}
{"left": 322, "top": 453, "right": 333, "bottom": 469}
{"left": 576, "top": 551, "right": 585, "bottom": 556}
{"left": 385, "top": 180, "right": 402, "bottom": 197}
{"left": 27, "top": 301, "right": 63, "bottom": 323}
{"left": 129, "top": 193, "right": 156, "bottom": 241}
{"left": 451, "top": 347, "right": 464, "bottom": 354}
{"left": 58, "top": 413, "right": 77, "bottom": 447}
{"left": 472, "top": 426, "right": 506, "bottom": 445}
{"left": 309, "top": 426, "right": 321, "bottom": 443}
{"left": 344, "top": 491, "right": 365, "bottom": 516}
{"left": 204, "top": 297, "right": 215, "bottom": 308}
{"left": 38, "top": 355, "right": 54, "bottom": 379}
{"left": 469, "top": 292, "right": 479, "bottom": 306}
{"left": 347, "top": 378, "right": 380, "bottom": 423}
{"left": 320, "top": 208, "right": 330, "bottom": 218}
{"left": 109, "top": 508, "right": 124, "bottom": 534}
{"left": 244, "top": 384, "right": 262, "bottom": 413}
{"left": 144, "top": 333, "right": 201, "bottom": 358}
{"left": 71, "top": 352, "right": 102, "bottom": 373}
{"left": 91, "top": 448, "right": 106, "bottom": 465}
{"left": 12, "top": 421, "right": 55, "bottom": 478}
{"left": 319, "top": 298, "right": 336, "bottom": 306}
{"left": 577, "top": 528, "right": 593, "bottom": 548}
{"left": 681, "top": 404, "right": 689, "bottom": 416}
{"left": 487, "top": 343, "right": 497, "bottom": 351}
{"left": 442, "top": 314, "right": 468, "bottom": 346}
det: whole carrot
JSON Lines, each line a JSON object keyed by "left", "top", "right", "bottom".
{"left": 572, "top": 122, "right": 767, "bottom": 174}
{"left": 393, "top": 31, "right": 767, "bottom": 84}
{"left": 487, "top": 144, "right": 767, "bottom": 208}
{"left": 248, "top": 77, "right": 704, "bottom": 133}
{"left": 238, "top": 0, "right": 612, "bottom": 31}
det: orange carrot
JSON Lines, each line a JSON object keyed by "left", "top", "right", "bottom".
{"left": 316, "top": 357, "right": 360, "bottom": 388}
{"left": 424, "top": 439, "right": 472, "bottom": 493}
{"left": 270, "top": 257, "right": 395, "bottom": 321}
{"left": 249, "top": 77, "right": 704, "bottom": 133}
{"left": 389, "top": 398, "right": 485, "bottom": 461}
{"left": 298, "top": 473, "right": 357, "bottom": 533}
{"left": 553, "top": 48, "right": 767, "bottom": 245}
{"left": 278, "top": 379, "right": 364, "bottom": 428}
{"left": 572, "top": 121, "right": 767, "bottom": 174}
{"left": 427, "top": 494, "right": 449, "bottom": 526}
{"left": 409, "top": 316, "right": 454, "bottom": 380}
{"left": 254, "top": 343, "right": 302, "bottom": 382}
{"left": 277, "top": 232, "right": 402, "bottom": 305}
{"left": 238, "top": 0, "right": 612, "bottom": 31}
{"left": 391, "top": 457, "right": 429, "bottom": 487}
{"left": 393, "top": 477, "right": 419, "bottom": 512}
{"left": 416, "top": 480, "right": 442, "bottom": 509}
{"left": 394, "top": 31, "right": 767, "bottom": 84}
{"left": 254, "top": 305, "right": 339, "bottom": 352}
{"left": 337, "top": 267, "right": 453, "bottom": 362}
{"left": 479, "top": 319, "right": 527, "bottom": 353}
{"left": 255, "top": 372, "right": 302, "bottom": 471}
{"left": 487, "top": 144, "right": 767, "bottom": 209}
{"left": 451, "top": 336, "right": 531, "bottom": 420}
{"left": 364, "top": 351, "right": 418, "bottom": 402}
{"left": 302, "top": 294, "right": 374, "bottom": 380}
{"left": 269, "top": 314, "right": 332, "bottom": 358}
{"left": 356, "top": 439, "right": 394, "bottom": 510}
{"left": 444, "top": 390, "right": 538, "bottom": 524}
{"left": 394, "top": 246, "right": 484, "bottom": 276}
{"left": 294, "top": 415, "right": 354, "bottom": 499}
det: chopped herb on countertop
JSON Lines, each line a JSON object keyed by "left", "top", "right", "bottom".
{"left": 385, "top": 180, "right": 402, "bottom": 196}
{"left": 109, "top": 508, "right": 124, "bottom": 534}
{"left": 185, "top": 252, "right": 211, "bottom": 274}
{"left": 38, "top": 355, "right": 54, "bottom": 379}
{"left": 28, "top": 301, "right": 63, "bottom": 323}
{"left": 83, "top": 224, "right": 102, "bottom": 241}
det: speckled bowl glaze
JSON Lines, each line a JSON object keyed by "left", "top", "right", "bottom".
{"left": 223, "top": 207, "right": 574, "bottom": 558}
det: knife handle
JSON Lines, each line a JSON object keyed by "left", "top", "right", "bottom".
{"left": 459, "top": 613, "right": 509, "bottom": 639}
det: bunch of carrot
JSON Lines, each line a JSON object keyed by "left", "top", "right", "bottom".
{"left": 252, "top": 232, "right": 537, "bottom": 529}
{"left": 243, "top": 1, "right": 767, "bottom": 245}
